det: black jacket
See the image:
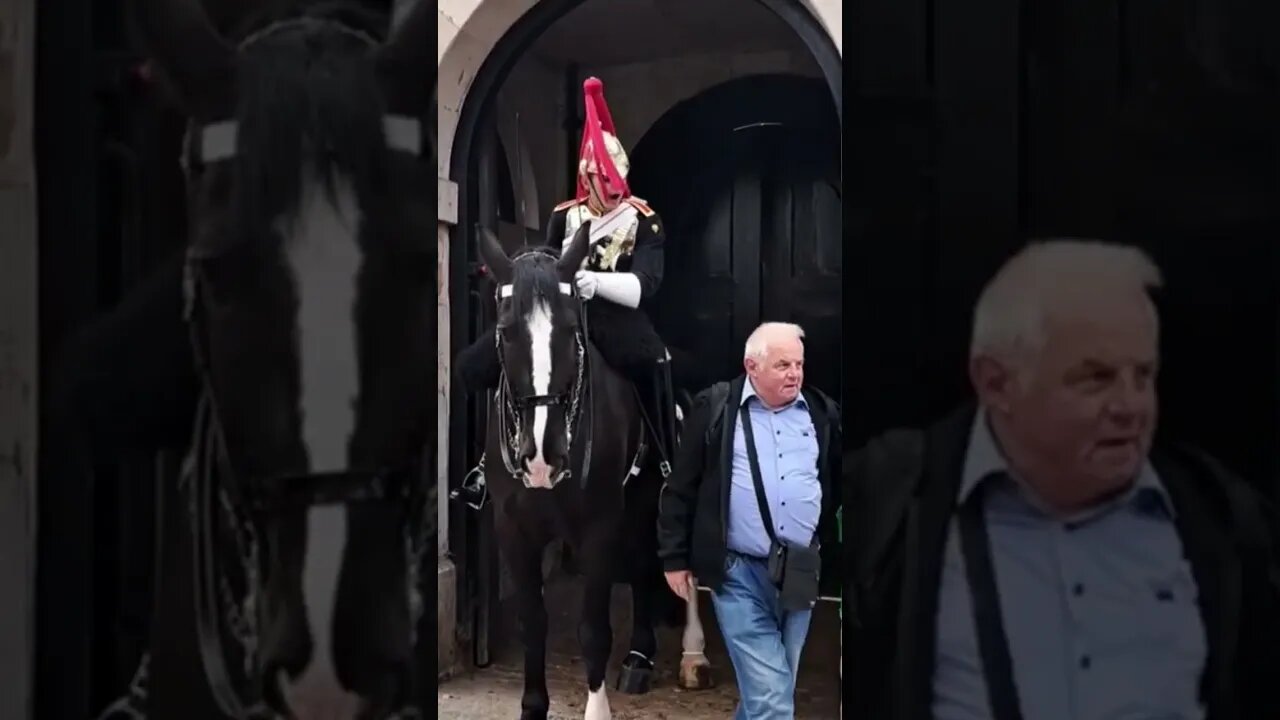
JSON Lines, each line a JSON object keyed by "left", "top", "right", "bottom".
{"left": 656, "top": 375, "right": 841, "bottom": 590}
{"left": 847, "top": 403, "right": 1280, "bottom": 719}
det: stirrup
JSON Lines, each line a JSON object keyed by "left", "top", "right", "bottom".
{"left": 449, "top": 459, "right": 489, "bottom": 510}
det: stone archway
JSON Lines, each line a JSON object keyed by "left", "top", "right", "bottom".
{"left": 436, "top": 0, "right": 841, "bottom": 182}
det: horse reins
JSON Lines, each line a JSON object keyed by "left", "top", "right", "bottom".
{"left": 493, "top": 252, "right": 595, "bottom": 490}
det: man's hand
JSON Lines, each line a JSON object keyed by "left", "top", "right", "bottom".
{"left": 665, "top": 570, "right": 695, "bottom": 602}
{"left": 574, "top": 270, "right": 599, "bottom": 300}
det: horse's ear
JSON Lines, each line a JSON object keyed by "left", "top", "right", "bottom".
{"left": 477, "top": 228, "right": 512, "bottom": 285}
{"left": 557, "top": 221, "right": 591, "bottom": 281}
{"left": 374, "top": 0, "right": 432, "bottom": 110}
{"left": 132, "top": 0, "right": 235, "bottom": 120}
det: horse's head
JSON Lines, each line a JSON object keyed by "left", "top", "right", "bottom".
{"left": 478, "top": 222, "right": 593, "bottom": 489}
{"left": 136, "top": 0, "right": 433, "bottom": 716}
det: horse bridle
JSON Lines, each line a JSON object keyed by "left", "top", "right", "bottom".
{"left": 173, "top": 15, "right": 430, "bottom": 719}
{"left": 492, "top": 251, "right": 595, "bottom": 490}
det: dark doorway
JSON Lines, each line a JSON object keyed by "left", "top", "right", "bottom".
{"left": 630, "top": 75, "right": 842, "bottom": 398}
{"left": 628, "top": 74, "right": 843, "bottom": 596}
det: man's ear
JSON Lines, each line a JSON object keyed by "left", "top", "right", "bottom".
{"left": 970, "top": 353, "right": 1017, "bottom": 413}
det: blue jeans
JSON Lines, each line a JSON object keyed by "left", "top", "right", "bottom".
{"left": 711, "top": 551, "right": 814, "bottom": 720}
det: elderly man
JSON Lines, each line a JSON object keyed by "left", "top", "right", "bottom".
{"left": 847, "top": 240, "right": 1280, "bottom": 719}
{"left": 658, "top": 322, "right": 841, "bottom": 719}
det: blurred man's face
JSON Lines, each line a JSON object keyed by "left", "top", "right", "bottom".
{"left": 745, "top": 335, "right": 805, "bottom": 408}
{"left": 972, "top": 292, "right": 1159, "bottom": 507}
{"left": 582, "top": 164, "right": 623, "bottom": 211}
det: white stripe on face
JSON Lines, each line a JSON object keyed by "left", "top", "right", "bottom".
{"left": 526, "top": 301, "right": 554, "bottom": 488}
{"left": 278, "top": 171, "right": 361, "bottom": 714}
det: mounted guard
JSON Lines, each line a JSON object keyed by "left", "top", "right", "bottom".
{"left": 455, "top": 76, "right": 681, "bottom": 507}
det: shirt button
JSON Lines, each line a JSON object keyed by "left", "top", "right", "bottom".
{"left": 1073, "top": 583, "right": 1084, "bottom": 596}
{"left": 781, "top": 501, "right": 786, "bottom": 506}
{"left": 1079, "top": 655, "right": 1091, "bottom": 670}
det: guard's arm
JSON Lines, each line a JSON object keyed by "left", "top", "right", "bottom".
{"left": 591, "top": 272, "right": 642, "bottom": 308}
{"left": 628, "top": 210, "right": 665, "bottom": 298}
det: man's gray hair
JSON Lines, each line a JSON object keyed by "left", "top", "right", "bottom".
{"left": 970, "top": 239, "right": 1163, "bottom": 361}
{"left": 744, "top": 321, "right": 805, "bottom": 361}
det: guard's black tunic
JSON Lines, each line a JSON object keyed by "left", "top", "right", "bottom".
{"left": 456, "top": 197, "right": 672, "bottom": 391}
{"left": 545, "top": 198, "right": 665, "bottom": 299}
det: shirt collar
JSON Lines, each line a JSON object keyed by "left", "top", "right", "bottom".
{"left": 960, "top": 406, "right": 1174, "bottom": 518}
{"left": 741, "top": 379, "right": 807, "bottom": 411}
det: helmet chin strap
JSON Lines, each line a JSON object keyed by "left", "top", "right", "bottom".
{"left": 583, "top": 174, "right": 617, "bottom": 215}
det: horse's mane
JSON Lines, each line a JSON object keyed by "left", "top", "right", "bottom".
{"left": 228, "top": 1, "right": 392, "bottom": 239}
{"left": 508, "top": 245, "right": 564, "bottom": 321}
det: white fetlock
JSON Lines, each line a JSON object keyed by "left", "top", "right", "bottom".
{"left": 584, "top": 685, "right": 612, "bottom": 720}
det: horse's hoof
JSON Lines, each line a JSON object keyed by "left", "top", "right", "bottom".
{"left": 678, "top": 657, "right": 715, "bottom": 690}
{"left": 615, "top": 651, "right": 655, "bottom": 694}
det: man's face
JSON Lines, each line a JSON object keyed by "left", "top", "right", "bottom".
{"left": 975, "top": 293, "right": 1159, "bottom": 493}
{"left": 745, "top": 336, "right": 805, "bottom": 407}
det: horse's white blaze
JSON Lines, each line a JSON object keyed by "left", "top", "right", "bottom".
{"left": 526, "top": 301, "right": 554, "bottom": 488}
{"left": 584, "top": 685, "right": 612, "bottom": 720}
{"left": 280, "top": 171, "right": 362, "bottom": 713}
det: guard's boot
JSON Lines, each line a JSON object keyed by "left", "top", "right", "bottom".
{"left": 449, "top": 457, "right": 489, "bottom": 510}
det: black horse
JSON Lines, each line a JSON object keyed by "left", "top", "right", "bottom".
{"left": 42, "top": 1, "right": 436, "bottom": 718}
{"left": 473, "top": 223, "right": 711, "bottom": 720}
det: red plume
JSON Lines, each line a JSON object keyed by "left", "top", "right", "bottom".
{"left": 576, "top": 76, "right": 630, "bottom": 202}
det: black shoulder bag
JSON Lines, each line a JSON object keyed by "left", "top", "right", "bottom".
{"left": 739, "top": 404, "right": 823, "bottom": 610}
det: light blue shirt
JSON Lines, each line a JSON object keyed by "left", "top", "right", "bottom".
{"left": 932, "top": 408, "right": 1207, "bottom": 720}
{"left": 725, "top": 381, "right": 822, "bottom": 559}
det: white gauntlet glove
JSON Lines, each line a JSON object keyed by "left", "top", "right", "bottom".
{"left": 574, "top": 270, "right": 600, "bottom": 300}
{"left": 575, "top": 270, "right": 642, "bottom": 308}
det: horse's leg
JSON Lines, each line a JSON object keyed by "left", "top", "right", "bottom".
{"left": 499, "top": 521, "right": 552, "bottom": 720}
{"left": 677, "top": 578, "right": 715, "bottom": 690}
{"left": 577, "top": 525, "right": 619, "bottom": 720}
{"left": 617, "top": 562, "right": 659, "bottom": 695}
{"left": 617, "top": 477, "right": 660, "bottom": 695}
{"left": 38, "top": 251, "right": 200, "bottom": 719}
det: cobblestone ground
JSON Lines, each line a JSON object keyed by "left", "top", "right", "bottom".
{"left": 438, "top": 574, "right": 840, "bottom": 719}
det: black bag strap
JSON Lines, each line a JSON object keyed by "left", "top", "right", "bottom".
{"left": 956, "top": 483, "right": 1024, "bottom": 720}
{"left": 739, "top": 403, "right": 779, "bottom": 546}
